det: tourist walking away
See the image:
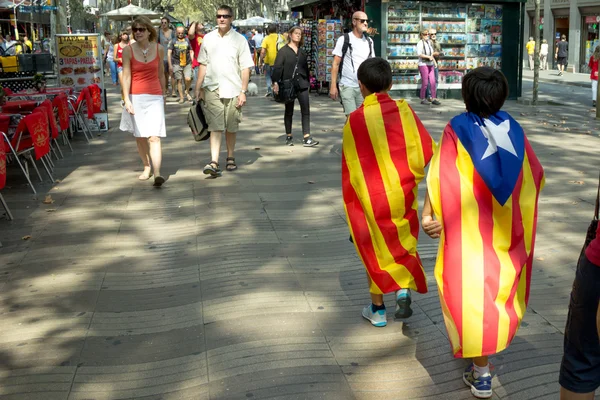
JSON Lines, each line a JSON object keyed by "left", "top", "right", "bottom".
{"left": 105, "top": 34, "right": 118, "bottom": 85}
{"left": 417, "top": 30, "right": 440, "bottom": 105}
{"left": 272, "top": 26, "right": 319, "bottom": 147}
{"left": 589, "top": 46, "right": 599, "bottom": 107}
{"left": 114, "top": 31, "right": 130, "bottom": 103}
{"left": 260, "top": 24, "right": 284, "bottom": 97}
{"left": 426, "top": 29, "right": 441, "bottom": 100}
{"left": 158, "top": 17, "right": 176, "bottom": 97}
{"left": 120, "top": 16, "right": 167, "bottom": 187}
{"left": 330, "top": 11, "right": 375, "bottom": 117}
{"left": 253, "top": 28, "right": 264, "bottom": 74}
{"left": 343, "top": 57, "right": 435, "bottom": 328}
{"left": 195, "top": 4, "right": 254, "bottom": 176}
{"left": 526, "top": 37, "right": 535, "bottom": 70}
{"left": 188, "top": 21, "right": 205, "bottom": 84}
{"left": 422, "top": 67, "right": 544, "bottom": 399}
{"left": 540, "top": 39, "right": 549, "bottom": 70}
{"left": 556, "top": 34, "right": 568, "bottom": 76}
{"left": 559, "top": 174, "right": 600, "bottom": 399}
{"left": 168, "top": 26, "right": 194, "bottom": 104}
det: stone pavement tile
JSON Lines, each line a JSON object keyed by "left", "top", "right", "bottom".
{"left": 95, "top": 283, "right": 200, "bottom": 313}
{"left": 102, "top": 265, "right": 199, "bottom": 291}
{"left": 196, "top": 219, "right": 280, "bottom": 248}
{"left": 287, "top": 254, "right": 363, "bottom": 274}
{"left": 78, "top": 327, "right": 205, "bottom": 367}
{"left": 89, "top": 303, "right": 203, "bottom": 336}
{"left": 68, "top": 354, "right": 208, "bottom": 400}
{"left": 0, "top": 287, "right": 99, "bottom": 315}
{"left": 109, "top": 238, "right": 197, "bottom": 261}
{"left": 208, "top": 366, "right": 354, "bottom": 400}
{"left": 207, "top": 336, "right": 337, "bottom": 382}
{"left": 200, "top": 271, "right": 300, "bottom": 301}
{"left": 0, "top": 306, "right": 92, "bottom": 343}
{"left": 198, "top": 255, "right": 291, "bottom": 281}
{"left": 0, "top": 366, "right": 76, "bottom": 400}
{"left": 202, "top": 290, "right": 310, "bottom": 324}
{"left": 0, "top": 336, "right": 85, "bottom": 369}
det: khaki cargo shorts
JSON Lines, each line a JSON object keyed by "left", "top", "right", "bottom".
{"left": 202, "top": 88, "right": 242, "bottom": 133}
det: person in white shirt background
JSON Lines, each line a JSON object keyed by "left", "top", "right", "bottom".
{"left": 540, "top": 39, "right": 549, "bottom": 70}
{"left": 253, "top": 28, "right": 264, "bottom": 74}
{"left": 195, "top": 4, "right": 254, "bottom": 177}
{"left": 329, "top": 11, "right": 375, "bottom": 117}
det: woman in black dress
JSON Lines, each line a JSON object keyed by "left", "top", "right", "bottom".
{"left": 271, "top": 26, "right": 319, "bottom": 147}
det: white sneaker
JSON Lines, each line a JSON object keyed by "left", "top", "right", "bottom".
{"left": 362, "top": 304, "right": 387, "bottom": 327}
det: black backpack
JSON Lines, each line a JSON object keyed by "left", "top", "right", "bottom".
{"left": 338, "top": 32, "right": 374, "bottom": 84}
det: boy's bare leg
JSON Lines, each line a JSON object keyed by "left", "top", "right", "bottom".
{"left": 560, "top": 388, "right": 595, "bottom": 400}
{"left": 473, "top": 356, "right": 488, "bottom": 367}
{"left": 366, "top": 272, "right": 384, "bottom": 306}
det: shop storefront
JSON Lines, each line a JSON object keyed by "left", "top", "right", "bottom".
{"left": 367, "top": 0, "right": 525, "bottom": 99}
{"left": 581, "top": 6, "right": 600, "bottom": 71}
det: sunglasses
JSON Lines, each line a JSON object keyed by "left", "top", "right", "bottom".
{"left": 354, "top": 18, "right": 368, "bottom": 23}
{"left": 216, "top": 14, "right": 232, "bottom": 19}
{"left": 131, "top": 27, "right": 147, "bottom": 33}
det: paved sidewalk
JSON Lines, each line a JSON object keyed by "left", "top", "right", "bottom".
{"left": 522, "top": 68, "right": 592, "bottom": 88}
{"left": 0, "top": 78, "right": 599, "bottom": 399}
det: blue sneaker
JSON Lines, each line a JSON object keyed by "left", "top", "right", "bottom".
{"left": 394, "top": 289, "right": 413, "bottom": 319}
{"left": 463, "top": 363, "right": 493, "bottom": 399}
{"left": 362, "top": 304, "right": 387, "bottom": 327}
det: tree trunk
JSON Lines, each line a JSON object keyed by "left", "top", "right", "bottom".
{"left": 532, "top": 0, "right": 540, "bottom": 105}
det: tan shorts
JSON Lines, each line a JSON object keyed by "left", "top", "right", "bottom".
{"left": 202, "top": 89, "right": 242, "bottom": 133}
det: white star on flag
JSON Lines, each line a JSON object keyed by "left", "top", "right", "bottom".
{"left": 475, "top": 119, "right": 518, "bottom": 160}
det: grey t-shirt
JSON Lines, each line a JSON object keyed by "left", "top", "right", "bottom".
{"left": 557, "top": 41, "right": 568, "bottom": 58}
{"left": 158, "top": 29, "right": 175, "bottom": 61}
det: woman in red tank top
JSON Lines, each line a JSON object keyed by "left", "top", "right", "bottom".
{"left": 119, "top": 16, "right": 167, "bottom": 187}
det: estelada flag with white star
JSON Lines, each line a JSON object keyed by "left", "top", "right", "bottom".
{"left": 342, "top": 93, "right": 436, "bottom": 295}
{"left": 426, "top": 111, "right": 545, "bottom": 358}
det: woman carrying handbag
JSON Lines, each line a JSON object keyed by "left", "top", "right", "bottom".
{"left": 559, "top": 171, "right": 600, "bottom": 399}
{"left": 271, "top": 26, "right": 319, "bottom": 147}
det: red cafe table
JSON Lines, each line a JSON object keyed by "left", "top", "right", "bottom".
{"left": 1, "top": 100, "right": 40, "bottom": 114}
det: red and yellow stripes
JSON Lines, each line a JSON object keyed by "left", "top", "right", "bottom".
{"left": 342, "top": 93, "right": 435, "bottom": 295}
{"left": 427, "top": 124, "right": 544, "bottom": 358}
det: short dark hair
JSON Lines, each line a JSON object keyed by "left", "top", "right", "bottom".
{"left": 257, "top": 28, "right": 263, "bottom": 34}
{"left": 357, "top": 57, "right": 392, "bottom": 94}
{"left": 218, "top": 5, "right": 234, "bottom": 18}
{"left": 267, "top": 24, "right": 277, "bottom": 34}
{"left": 461, "top": 67, "right": 509, "bottom": 117}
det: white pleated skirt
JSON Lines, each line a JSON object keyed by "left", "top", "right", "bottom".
{"left": 119, "top": 94, "right": 166, "bottom": 138}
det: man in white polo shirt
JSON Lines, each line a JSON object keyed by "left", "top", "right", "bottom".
{"left": 195, "top": 4, "right": 254, "bottom": 177}
{"left": 329, "top": 11, "right": 375, "bottom": 117}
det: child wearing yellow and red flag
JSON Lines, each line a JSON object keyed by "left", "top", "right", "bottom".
{"left": 342, "top": 58, "right": 436, "bottom": 328}
{"left": 422, "top": 67, "right": 545, "bottom": 399}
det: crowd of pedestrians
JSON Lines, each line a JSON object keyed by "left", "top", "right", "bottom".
{"left": 115, "top": 7, "right": 599, "bottom": 400}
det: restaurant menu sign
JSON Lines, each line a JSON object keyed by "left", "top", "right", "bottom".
{"left": 55, "top": 34, "right": 109, "bottom": 130}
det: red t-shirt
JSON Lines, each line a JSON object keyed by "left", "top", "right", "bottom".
{"left": 589, "top": 56, "right": 599, "bottom": 81}
{"left": 190, "top": 34, "right": 204, "bottom": 68}
{"left": 585, "top": 222, "right": 600, "bottom": 266}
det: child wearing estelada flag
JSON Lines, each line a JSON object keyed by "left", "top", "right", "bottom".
{"left": 422, "top": 67, "right": 545, "bottom": 399}
{"left": 342, "top": 58, "right": 436, "bottom": 328}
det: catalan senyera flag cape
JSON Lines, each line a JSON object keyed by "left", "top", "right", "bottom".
{"left": 427, "top": 111, "right": 545, "bottom": 358}
{"left": 342, "top": 93, "right": 436, "bottom": 295}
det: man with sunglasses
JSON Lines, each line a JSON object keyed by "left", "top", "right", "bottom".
{"left": 330, "top": 11, "right": 375, "bottom": 117}
{"left": 195, "top": 5, "right": 254, "bottom": 176}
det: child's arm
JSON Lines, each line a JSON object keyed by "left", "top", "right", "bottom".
{"left": 422, "top": 188, "right": 443, "bottom": 239}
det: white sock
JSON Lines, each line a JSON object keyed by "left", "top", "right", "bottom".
{"left": 473, "top": 363, "right": 490, "bottom": 378}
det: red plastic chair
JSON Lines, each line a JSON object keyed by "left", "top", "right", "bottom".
{"left": 1, "top": 117, "right": 39, "bottom": 194}
{"left": 52, "top": 93, "right": 73, "bottom": 152}
{"left": 3, "top": 87, "right": 13, "bottom": 96}
{"left": 88, "top": 84, "right": 102, "bottom": 113}
{"left": 38, "top": 100, "right": 64, "bottom": 160}
{"left": 0, "top": 133, "right": 14, "bottom": 220}
{"left": 67, "top": 87, "right": 94, "bottom": 142}
{"left": 24, "top": 110, "right": 53, "bottom": 182}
